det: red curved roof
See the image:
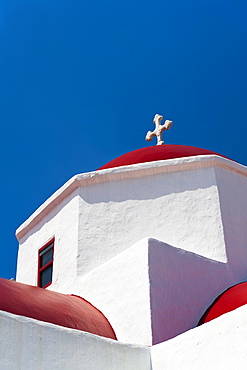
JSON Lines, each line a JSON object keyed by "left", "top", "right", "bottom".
{"left": 0, "top": 278, "right": 117, "bottom": 340}
{"left": 198, "top": 282, "right": 247, "bottom": 325}
{"left": 98, "top": 145, "right": 227, "bottom": 170}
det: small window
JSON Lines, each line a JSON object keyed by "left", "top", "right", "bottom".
{"left": 38, "top": 239, "right": 54, "bottom": 288}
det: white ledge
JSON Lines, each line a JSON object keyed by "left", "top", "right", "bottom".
{"left": 16, "top": 155, "right": 247, "bottom": 241}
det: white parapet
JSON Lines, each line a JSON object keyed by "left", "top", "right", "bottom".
{"left": 151, "top": 304, "right": 247, "bottom": 370}
{"left": 0, "top": 310, "right": 151, "bottom": 370}
{"left": 2, "top": 302, "right": 247, "bottom": 370}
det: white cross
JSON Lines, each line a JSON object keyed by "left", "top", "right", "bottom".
{"left": 145, "top": 114, "right": 173, "bottom": 145}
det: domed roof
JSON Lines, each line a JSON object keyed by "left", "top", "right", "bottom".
{"left": 198, "top": 282, "right": 247, "bottom": 325}
{"left": 0, "top": 278, "right": 117, "bottom": 340}
{"left": 98, "top": 145, "right": 227, "bottom": 170}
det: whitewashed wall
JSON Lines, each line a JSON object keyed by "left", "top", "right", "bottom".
{"left": 147, "top": 238, "right": 244, "bottom": 344}
{"left": 151, "top": 304, "right": 247, "bottom": 370}
{"left": 216, "top": 167, "right": 247, "bottom": 279}
{"left": 16, "top": 189, "right": 80, "bottom": 288}
{"left": 2, "top": 305, "right": 247, "bottom": 370}
{"left": 17, "top": 157, "right": 247, "bottom": 285}
{"left": 53, "top": 238, "right": 153, "bottom": 346}
{"left": 0, "top": 310, "right": 151, "bottom": 370}
{"left": 51, "top": 237, "right": 247, "bottom": 346}
{"left": 15, "top": 156, "right": 247, "bottom": 346}
{"left": 77, "top": 165, "right": 227, "bottom": 276}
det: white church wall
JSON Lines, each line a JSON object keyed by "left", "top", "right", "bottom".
{"left": 148, "top": 238, "right": 236, "bottom": 344}
{"left": 16, "top": 189, "right": 80, "bottom": 287}
{"left": 0, "top": 310, "right": 151, "bottom": 370}
{"left": 2, "top": 303, "right": 247, "bottom": 370}
{"left": 15, "top": 156, "right": 247, "bottom": 291}
{"left": 77, "top": 164, "right": 226, "bottom": 276}
{"left": 151, "top": 304, "right": 247, "bottom": 370}
{"left": 215, "top": 167, "right": 247, "bottom": 281}
{"left": 52, "top": 237, "right": 241, "bottom": 347}
{"left": 53, "top": 238, "right": 153, "bottom": 346}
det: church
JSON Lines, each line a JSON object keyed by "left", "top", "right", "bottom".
{"left": 1, "top": 115, "right": 247, "bottom": 369}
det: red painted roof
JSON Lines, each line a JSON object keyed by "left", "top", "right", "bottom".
{"left": 198, "top": 282, "right": 247, "bottom": 325}
{"left": 98, "top": 145, "right": 227, "bottom": 170}
{"left": 0, "top": 278, "right": 117, "bottom": 340}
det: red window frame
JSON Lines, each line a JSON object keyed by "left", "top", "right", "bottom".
{"left": 38, "top": 238, "right": 54, "bottom": 288}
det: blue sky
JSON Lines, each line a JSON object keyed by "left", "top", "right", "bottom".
{"left": 0, "top": 0, "right": 246, "bottom": 279}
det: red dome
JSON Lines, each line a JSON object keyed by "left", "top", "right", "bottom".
{"left": 98, "top": 145, "right": 227, "bottom": 170}
{"left": 0, "top": 278, "right": 116, "bottom": 340}
{"left": 198, "top": 282, "right": 247, "bottom": 325}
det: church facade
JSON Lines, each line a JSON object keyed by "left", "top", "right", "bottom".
{"left": 1, "top": 144, "right": 247, "bottom": 369}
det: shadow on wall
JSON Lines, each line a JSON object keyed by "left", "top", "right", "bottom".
{"left": 214, "top": 167, "right": 247, "bottom": 278}
{"left": 80, "top": 167, "right": 216, "bottom": 204}
{"left": 147, "top": 238, "right": 240, "bottom": 345}
{"left": 17, "top": 189, "right": 80, "bottom": 244}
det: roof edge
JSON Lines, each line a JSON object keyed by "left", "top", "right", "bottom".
{"left": 16, "top": 155, "right": 247, "bottom": 242}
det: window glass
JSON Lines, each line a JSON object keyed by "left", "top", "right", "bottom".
{"left": 40, "top": 265, "right": 53, "bottom": 288}
{"left": 38, "top": 239, "right": 54, "bottom": 288}
{"left": 40, "top": 248, "right": 53, "bottom": 268}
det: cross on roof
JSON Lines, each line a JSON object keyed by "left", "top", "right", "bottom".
{"left": 145, "top": 114, "right": 173, "bottom": 145}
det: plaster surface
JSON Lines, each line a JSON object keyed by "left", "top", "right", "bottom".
{"left": 77, "top": 164, "right": 226, "bottom": 277}
{"left": 16, "top": 155, "right": 242, "bottom": 284}
{"left": 148, "top": 238, "right": 243, "bottom": 343}
{"left": 14, "top": 155, "right": 247, "bottom": 347}
{"left": 16, "top": 155, "right": 247, "bottom": 242}
{"left": 0, "top": 310, "right": 150, "bottom": 370}
{"left": 51, "top": 237, "right": 247, "bottom": 346}
{"left": 51, "top": 238, "right": 152, "bottom": 346}
{"left": 16, "top": 189, "right": 80, "bottom": 287}
{"left": 9, "top": 153, "right": 247, "bottom": 368}
{"left": 16, "top": 156, "right": 247, "bottom": 280}
{"left": 215, "top": 166, "right": 247, "bottom": 279}
{"left": 151, "top": 304, "right": 247, "bottom": 369}
{"left": 2, "top": 304, "right": 247, "bottom": 370}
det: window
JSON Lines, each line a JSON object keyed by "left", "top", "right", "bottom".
{"left": 38, "top": 239, "right": 54, "bottom": 288}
